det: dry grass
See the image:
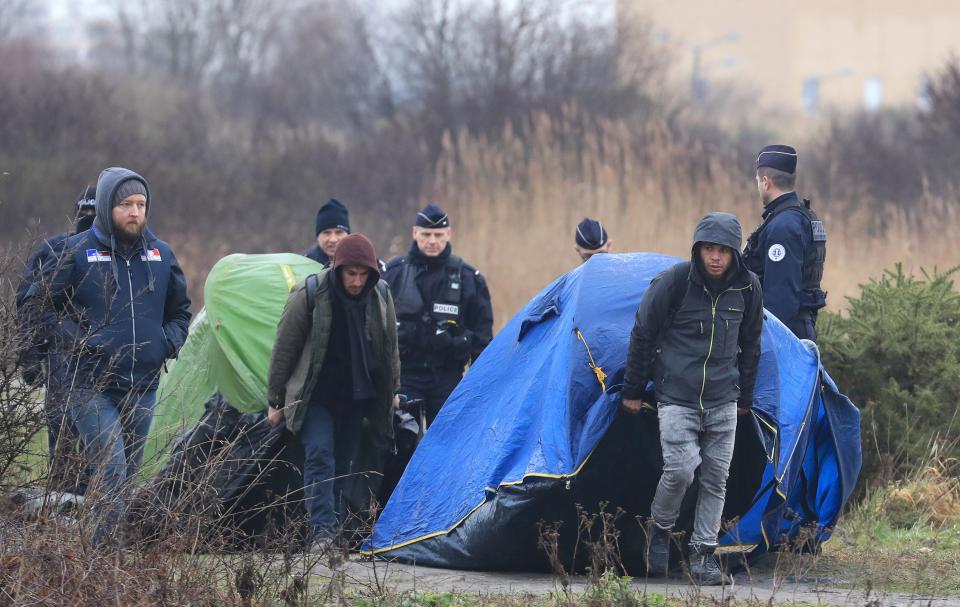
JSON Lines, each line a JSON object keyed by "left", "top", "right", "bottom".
{"left": 754, "top": 457, "right": 960, "bottom": 598}
{"left": 428, "top": 112, "right": 960, "bottom": 326}
{"left": 858, "top": 457, "right": 960, "bottom": 530}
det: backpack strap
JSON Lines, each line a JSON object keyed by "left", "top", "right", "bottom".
{"left": 665, "top": 263, "right": 692, "bottom": 327}
{"left": 304, "top": 273, "right": 319, "bottom": 326}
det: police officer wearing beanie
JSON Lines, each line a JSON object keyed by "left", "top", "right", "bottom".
{"left": 304, "top": 198, "right": 350, "bottom": 266}
{"left": 382, "top": 203, "right": 494, "bottom": 425}
{"left": 743, "top": 145, "right": 827, "bottom": 341}
{"left": 574, "top": 217, "right": 612, "bottom": 263}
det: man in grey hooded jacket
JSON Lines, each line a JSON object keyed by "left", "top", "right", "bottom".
{"left": 622, "top": 212, "right": 763, "bottom": 585}
{"left": 41, "top": 167, "right": 191, "bottom": 545}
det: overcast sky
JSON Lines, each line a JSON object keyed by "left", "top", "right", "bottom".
{"left": 38, "top": 0, "right": 615, "bottom": 62}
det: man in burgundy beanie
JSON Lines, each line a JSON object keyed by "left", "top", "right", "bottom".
{"left": 268, "top": 233, "right": 400, "bottom": 550}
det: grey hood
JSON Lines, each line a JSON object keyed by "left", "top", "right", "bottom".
{"left": 91, "top": 166, "right": 156, "bottom": 291}
{"left": 92, "top": 167, "right": 151, "bottom": 242}
{"left": 691, "top": 211, "right": 744, "bottom": 275}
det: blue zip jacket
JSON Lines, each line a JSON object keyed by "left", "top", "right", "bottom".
{"left": 47, "top": 168, "right": 191, "bottom": 392}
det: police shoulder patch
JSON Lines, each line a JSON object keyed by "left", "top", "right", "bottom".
{"left": 811, "top": 220, "right": 827, "bottom": 242}
{"left": 767, "top": 243, "right": 786, "bottom": 262}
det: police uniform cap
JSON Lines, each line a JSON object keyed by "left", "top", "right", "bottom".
{"left": 575, "top": 217, "right": 608, "bottom": 250}
{"left": 756, "top": 144, "right": 798, "bottom": 174}
{"left": 415, "top": 203, "right": 450, "bottom": 228}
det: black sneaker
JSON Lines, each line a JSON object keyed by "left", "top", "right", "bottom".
{"left": 645, "top": 521, "right": 671, "bottom": 577}
{"left": 687, "top": 543, "right": 730, "bottom": 585}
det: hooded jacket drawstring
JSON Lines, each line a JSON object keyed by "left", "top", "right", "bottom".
{"left": 141, "top": 234, "right": 156, "bottom": 292}
{"left": 109, "top": 233, "right": 121, "bottom": 290}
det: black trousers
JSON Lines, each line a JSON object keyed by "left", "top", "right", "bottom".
{"left": 400, "top": 368, "right": 464, "bottom": 426}
{"left": 785, "top": 316, "right": 817, "bottom": 342}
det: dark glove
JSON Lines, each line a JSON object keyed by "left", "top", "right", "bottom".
{"left": 396, "top": 320, "right": 417, "bottom": 347}
{"left": 737, "top": 397, "right": 752, "bottom": 416}
{"left": 429, "top": 326, "right": 454, "bottom": 350}
{"left": 449, "top": 330, "right": 472, "bottom": 357}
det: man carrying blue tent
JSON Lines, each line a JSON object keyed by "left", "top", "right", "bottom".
{"left": 621, "top": 211, "right": 763, "bottom": 585}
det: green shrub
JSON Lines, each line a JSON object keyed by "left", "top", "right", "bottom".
{"left": 818, "top": 264, "right": 960, "bottom": 486}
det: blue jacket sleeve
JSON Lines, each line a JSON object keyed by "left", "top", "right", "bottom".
{"left": 759, "top": 214, "right": 808, "bottom": 325}
{"left": 162, "top": 250, "right": 192, "bottom": 358}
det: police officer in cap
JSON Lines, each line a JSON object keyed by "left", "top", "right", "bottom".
{"left": 743, "top": 145, "right": 827, "bottom": 341}
{"left": 574, "top": 217, "right": 612, "bottom": 263}
{"left": 383, "top": 203, "right": 494, "bottom": 425}
{"left": 304, "top": 198, "right": 350, "bottom": 266}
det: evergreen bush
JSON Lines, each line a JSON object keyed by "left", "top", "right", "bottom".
{"left": 818, "top": 264, "right": 960, "bottom": 485}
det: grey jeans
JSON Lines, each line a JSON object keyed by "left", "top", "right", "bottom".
{"left": 651, "top": 403, "right": 738, "bottom": 547}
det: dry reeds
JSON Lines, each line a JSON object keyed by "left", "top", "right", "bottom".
{"left": 871, "top": 458, "right": 960, "bottom": 529}
{"left": 429, "top": 111, "right": 960, "bottom": 325}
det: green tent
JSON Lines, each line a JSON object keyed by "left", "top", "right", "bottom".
{"left": 143, "top": 253, "right": 322, "bottom": 469}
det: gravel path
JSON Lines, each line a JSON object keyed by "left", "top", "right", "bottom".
{"left": 307, "top": 556, "right": 960, "bottom": 606}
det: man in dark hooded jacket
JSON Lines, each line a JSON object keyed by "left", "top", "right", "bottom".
{"left": 621, "top": 212, "right": 763, "bottom": 585}
{"left": 268, "top": 233, "right": 400, "bottom": 547}
{"left": 16, "top": 185, "right": 98, "bottom": 494}
{"left": 40, "top": 167, "right": 192, "bottom": 544}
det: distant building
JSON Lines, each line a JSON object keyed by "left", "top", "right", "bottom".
{"left": 620, "top": 0, "right": 960, "bottom": 116}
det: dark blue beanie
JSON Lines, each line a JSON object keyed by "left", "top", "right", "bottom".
{"left": 315, "top": 198, "right": 350, "bottom": 235}
{"left": 756, "top": 144, "right": 798, "bottom": 174}
{"left": 415, "top": 203, "right": 450, "bottom": 228}
{"left": 575, "top": 217, "right": 608, "bottom": 250}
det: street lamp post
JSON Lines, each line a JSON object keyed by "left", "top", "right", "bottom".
{"left": 690, "top": 31, "right": 742, "bottom": 101}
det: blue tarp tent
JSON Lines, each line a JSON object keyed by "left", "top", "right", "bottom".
{"left": 364, "top": 253, "right": 861, "bottom": 571}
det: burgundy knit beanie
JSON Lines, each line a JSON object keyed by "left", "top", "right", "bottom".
{"left": 332, "top": 233, "right": 380, "bottom": 281}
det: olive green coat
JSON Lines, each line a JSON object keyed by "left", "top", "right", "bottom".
{"left": 267, "top": 269, "right": 400, "bottom": 450}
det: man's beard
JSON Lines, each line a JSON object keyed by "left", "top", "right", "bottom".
{"left": 114, "top": 222, "right": 145, "bottom": 245}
